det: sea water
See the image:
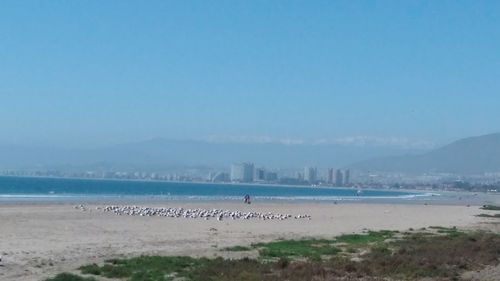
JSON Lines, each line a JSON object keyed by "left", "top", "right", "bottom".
{"left": 0, "top": 176, "right": 438, "bottom": 203}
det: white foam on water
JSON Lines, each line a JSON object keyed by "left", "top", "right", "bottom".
{"left": 0, "top": 192, "right": 440, "bottom": 202}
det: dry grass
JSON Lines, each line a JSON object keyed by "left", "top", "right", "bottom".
{"left": 46, "top": 229, "right": 500, "bottom": 281}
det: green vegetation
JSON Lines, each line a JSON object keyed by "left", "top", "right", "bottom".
{"left": 477, "top": 213, "right": 500, "bottom": 218}
{"left": 79, "top": 256, "right": 272, "bottom": 281}
{"left": 223, "top": 245, "right": 252, "bottom": 251}
{"left": 184, "top": 257, "right": 272, "bottom": 281}
{"left": 250, "top": 230, "right": 397, "bottom": 260}
{"left": 280, "top": 231, "right": 500, "bottom": 280}
{"left": 358, "top": 231, "right": 500, "bottom": 279}
{"left": 428, "top": 226, "right": 464, "bottom": 237}
{"left": 481, "top": 204, "right": 500, "bottom": 211}
{"left": 252, "top": 239, "right": 340, "bottom": 260}
{"left": 45, "top": 273, "right": 97, "bottom": 281}
{"left": 335, "top": 230, "right": 396, "bottom": 245}
{"left": 80, "top": 256, "right": 206, "bottom": 280}
{"left": 46, "top": 229, "right": 500, "bottom": 281}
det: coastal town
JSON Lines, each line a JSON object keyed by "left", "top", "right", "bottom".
{"left": 1, "top": 163, "right": 499, "bottom": 194}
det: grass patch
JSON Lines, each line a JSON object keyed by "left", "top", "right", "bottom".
{"left": 305, "top": 231, "right": 500, "bottom": 280}
{"left": 365, "top": 231, "right": 500, "bottom": 278}
{"left": 428, "top": 226, "right": 464, "bottom": 237}
{"left": 80, "top": 256, "right": 273, "bottom": 281}
{"left": 335, "top": 230, "right": 396, "bottom": 245}
{"left": 45, "top": 273, "right": 97, "bottom": 281}
{"left": 252, "top": 239, "right": 340, "bottom": 260}
{"left": 184, "top": 257, "right": 272, "bottom": 281}
{"left": 45, "top": 228, "right": 500, "bottom": 281}
{"left": 78, "top": 264, "right": 101, "bottom": 275}
{"left": 428, "top": 226, "right": 451, "bottom": 230}
{"left": 345, "top": 247, "right": 357, "bottom": 253}
{"left": 223, "top": 245, "right": 252, "bottom": 251}
{"left": 481, "top": 205, "right": 500, "bottom": 211}
{"left": 477, "top": 213, "right": 500, "bottom": 218}
{"left": 252, "top": 230, "right": 396, "bottom": 260}
{"left": 80, "top": 256, "right": 205, "bottom": 280}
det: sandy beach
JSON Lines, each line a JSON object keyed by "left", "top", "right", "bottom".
{"left": 1, "top": 202, "right": 499, "bottom": 281}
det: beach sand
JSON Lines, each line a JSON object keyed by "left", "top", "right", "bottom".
{"left": 0, "top": 202, "right": 498, "bottom": 281}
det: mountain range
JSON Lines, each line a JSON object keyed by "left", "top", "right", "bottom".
{"left": 1, "top": 133, "right": 499, "bottom": 174}
{"left": 350, "top": 133, "right": 500, "bottom": 174}
{"left": 0, "top": 138, "right": 425, "bottom": 171}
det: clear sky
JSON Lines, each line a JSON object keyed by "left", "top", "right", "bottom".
{"left": 0, "top": 1, "right": 499, "bottom": 148}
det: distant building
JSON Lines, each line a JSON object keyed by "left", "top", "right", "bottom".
{"left": 265, "top": 171, "right": 278, "bottom": 182}
{"left": 344, "top": 169, "right": 351, "bottom": 185}
{"left": 327, "top": 168, "right": 335, "bottom": 184}
{"left": 335, "top": 169, "right": 344, "bottom": 186}
{"left": 296, "top": 172, "right": 304, "bottom": 181}
{"left": 231, "top": 162, "right": 254, "bottom": 182}
{"left": 254, "top": 168, "right": 266, "bottom": 181}
{"left": 211, "top": 172, "right": 230, "bottom": 182}
{"left": 304, "top": 167, "right": 317, "bottom": 184}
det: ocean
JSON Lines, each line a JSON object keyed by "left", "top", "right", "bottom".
{"left": 0, "top": 176, "right": 437, "bottom": 203}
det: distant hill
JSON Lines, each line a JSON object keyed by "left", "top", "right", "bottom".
{"left": 0, "top": 138, "right": 426, "bottom": 171}
{"left": 350, "top": 133, "right": 500, "bottom": 174}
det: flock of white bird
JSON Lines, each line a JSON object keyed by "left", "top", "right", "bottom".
{"left": 82, "top": 205, "right": 311, "bottom": 221}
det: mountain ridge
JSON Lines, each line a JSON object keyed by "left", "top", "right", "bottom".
{"left": 349, "top": 133, "right": 500, "bottom": 174}
{"left": 0, "top": 139, "right": 427, "bottom": 171}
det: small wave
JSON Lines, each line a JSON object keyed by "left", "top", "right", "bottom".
{"left": 0, "top": 194, "right": 121, "bottom": 199}
{"left": 0, "top": 192, "right": 437, "bottom": 202}
{"left": 0, "top": 194, "right": 79, "bottom": 198}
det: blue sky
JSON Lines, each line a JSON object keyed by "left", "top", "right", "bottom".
{"left": 0, "top": 1, "right": 499, "bottom": 148}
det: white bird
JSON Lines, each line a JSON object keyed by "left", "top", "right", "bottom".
{"left": 97, "top": 205, "right": 311, "bottom": 222}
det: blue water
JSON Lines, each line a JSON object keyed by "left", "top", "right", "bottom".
{"left": 0, "top": 176, "right": 433, "bottom": 203}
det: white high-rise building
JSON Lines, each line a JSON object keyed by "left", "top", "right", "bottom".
{"left": 304, "top": 167, "right": 317, "bottom": 183}
{"left": 335, "top": 169, "right": 344, "bottom": 186}
{"left": 230, "top": 162, "right": 255, "bottom": 182}
{"left": 254, "top": 168, "right": 266, "bottom": 181}
{"left": 344, "top": 169, "right": 351, "bottom": 185}
{"left": 327, "top": 168, "right": 335, "bottom": 184}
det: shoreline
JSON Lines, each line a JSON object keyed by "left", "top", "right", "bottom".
{"left": 3, "top": 175, "right": 500, "bottom": 206}
{"left": 1, "top": 174, "right": 495, "bottom": 195}
{"left": 0, "top": 190, "right": 498, "bottom": 206}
